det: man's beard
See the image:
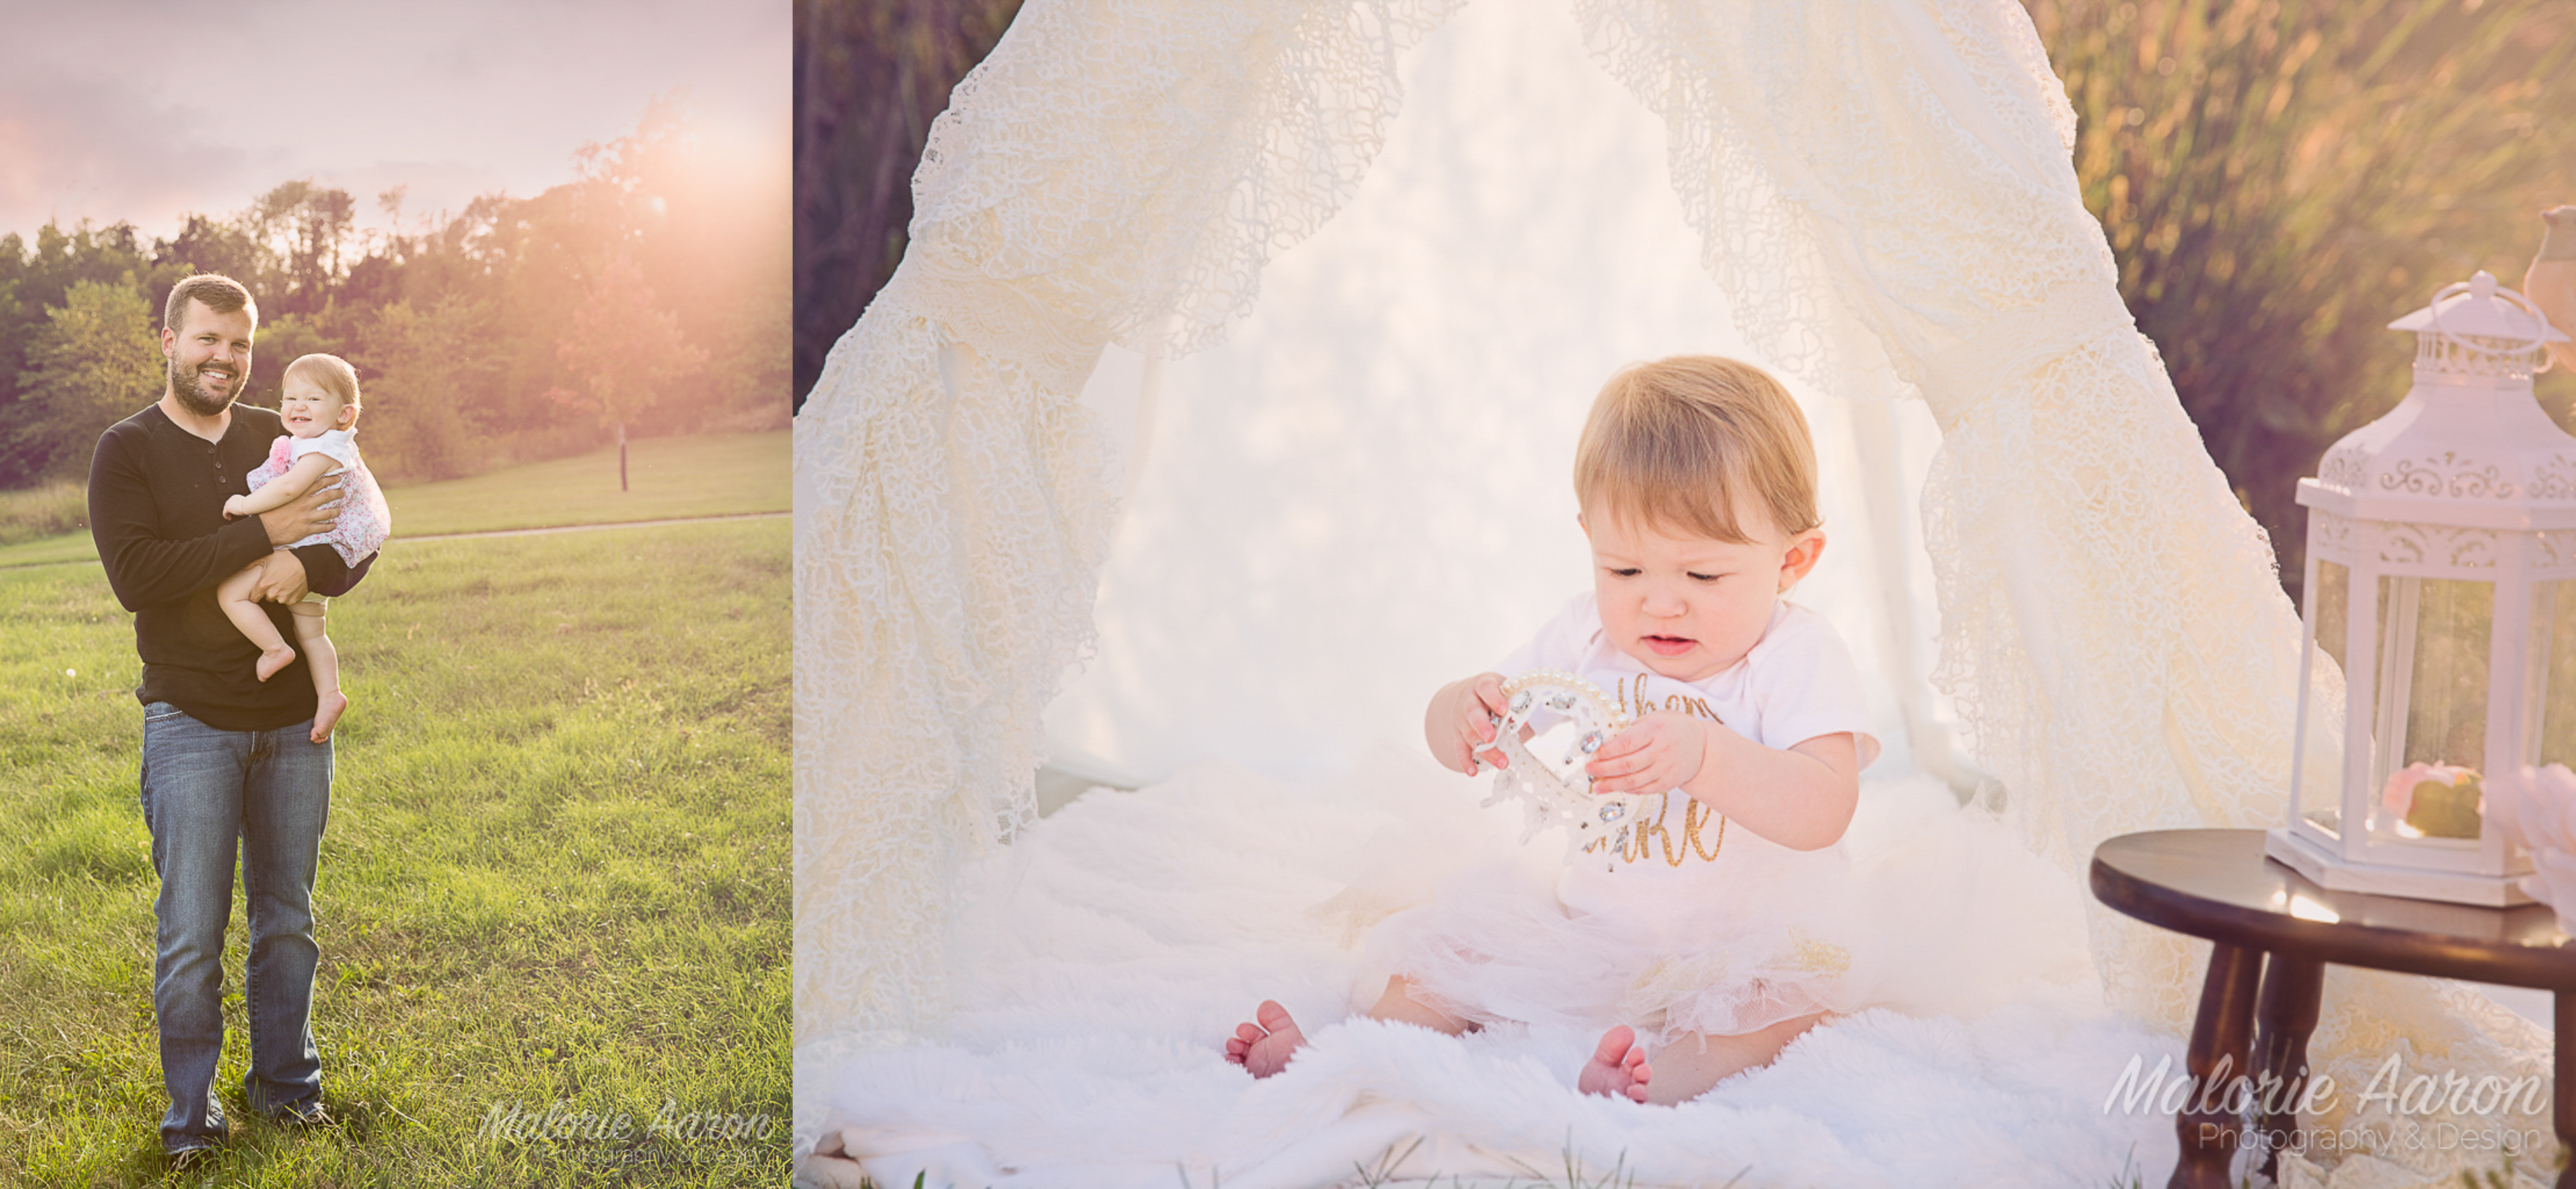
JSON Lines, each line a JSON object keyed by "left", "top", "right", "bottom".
{"left": 167, "top": 356, "right": 237, "bottom": 417}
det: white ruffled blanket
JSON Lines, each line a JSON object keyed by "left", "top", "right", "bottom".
{"left": 800, "top": 748, "right": 2193, "bottom": 1188}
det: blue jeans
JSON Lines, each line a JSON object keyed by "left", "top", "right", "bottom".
{"left": 139, "top": 702, "right": 331, "bottom": 1152}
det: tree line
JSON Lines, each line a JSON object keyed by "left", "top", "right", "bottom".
{"left": 1, "top": 94, "right": 789, "bottom": 489}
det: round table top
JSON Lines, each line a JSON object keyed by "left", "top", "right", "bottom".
{"left": 2091, "top": 829, "right": 2576, "bottom": 990}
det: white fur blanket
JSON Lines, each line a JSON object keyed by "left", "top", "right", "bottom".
{"left": 800, "top": 750, "right": 2187, "bottom": 1188}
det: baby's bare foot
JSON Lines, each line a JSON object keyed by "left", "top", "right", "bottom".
{"left": 1223, "top": 999, "right": 1306, "bottom": 1078}
{"left": 311, "top": 690, "right": 349, "bottom": 743}
{"left": 255, "top": 646, "right": 297, "bottom": 682}
{"left": 1577, "top": 1025, "right": 1651, "bottom": 1103}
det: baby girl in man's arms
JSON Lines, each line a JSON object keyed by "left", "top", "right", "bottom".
{"left": 217, "top": 353, "right": 391, "bottom": 742}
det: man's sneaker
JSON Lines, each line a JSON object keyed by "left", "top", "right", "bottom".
{"left": 166, "top": 1145, "right": 219, "bottom": 1171}
{"left": 268, "top": 1100, "right": 334, "bottom": 1128}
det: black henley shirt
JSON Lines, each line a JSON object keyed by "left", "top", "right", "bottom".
{"left": 89, "top": 402, "right": 363, "bottom": 732}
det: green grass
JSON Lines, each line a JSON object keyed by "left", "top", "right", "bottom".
{"left": 0, "top": 429, "right": 787, "bottom": 569}
{"left": 382, "top": 431, "right": 787, "bottom": 538}
{"left": 0, "top": 532, "right": 98, "bottom": 569}
{"left": 0, "top": 518, "right": 789, "bottom": 1187}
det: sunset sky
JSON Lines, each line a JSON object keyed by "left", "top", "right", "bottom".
{"left": 0, "top": 0, "right": 787, "bottom": 243}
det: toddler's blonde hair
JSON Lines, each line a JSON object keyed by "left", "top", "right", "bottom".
{"left": 1573, "top": 355, "right": 1819, "bottom": 544}
{"left": 283, "top": 353, "right": 363, "bottom": 429}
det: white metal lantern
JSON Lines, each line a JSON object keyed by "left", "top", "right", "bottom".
{"left": 2266, "top": 271, "right": 2576, "bottom": 904}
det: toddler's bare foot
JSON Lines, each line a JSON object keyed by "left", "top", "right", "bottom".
{"left": 1577, "top": 1025, "right": 1651, "bottom": 1103}
{"left": 311, "top": 690, "right": 349, "bottom": 743}
{"left": 255, "top": 645, "right": 297, "bottom": 682}
{"left": 1223, "top": 999, "right": 1306, "bottom": 1078}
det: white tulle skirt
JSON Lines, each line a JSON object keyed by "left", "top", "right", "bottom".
{"left": 1362, "top": 857, "right": 1874, "bottom": 1048}
{"left": 1349, "top": 772, "right": 2094, "bottom": 1053}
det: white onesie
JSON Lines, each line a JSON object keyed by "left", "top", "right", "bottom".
{"left": 1365, "top": 593, "right": 1886, "bottom": 1045}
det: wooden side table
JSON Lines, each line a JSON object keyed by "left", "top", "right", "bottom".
{"left": 2091, "top": 829, "right": 2576, "bottom": 1189}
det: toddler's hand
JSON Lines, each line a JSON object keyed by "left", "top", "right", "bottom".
{"left": 1436, "top": 673, "right": 1510, "bottom": 777}
{"left": 1586, "top": 712, "right": 1707, "bottom": 795}
{"left": 222, "top": 494, "right": 246, "bottom": 519}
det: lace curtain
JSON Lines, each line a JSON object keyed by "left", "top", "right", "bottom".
{"left": 795, "top": 0, "right": 1469, "bottom": 1079}
{"left": 798, "top": 0, "right": 2546, "bottom": 1170}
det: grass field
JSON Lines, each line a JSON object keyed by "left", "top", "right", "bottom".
{"left": 382, "top": 431, "right": 787, "bottom": 538}
{"left": 0, "top": 519, "right": 789, "bottom": 1187}
{"left": 0, "top": 430, "right": 787, "bottom": 569}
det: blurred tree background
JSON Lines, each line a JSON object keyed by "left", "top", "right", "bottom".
{"left": 2030, "top": 0, "right": 2576, "bottom": 600}
{"left": 0, "top": 94, "right": 791, "bottom": 491}
{"left": 794, "top": 0, "right": 1022, "bottom": 412}
{"left": 796, "top": 0, "right": 2574, "bottom": 598}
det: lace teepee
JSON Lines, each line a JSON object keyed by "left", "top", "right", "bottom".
{"left": 797, "top": 0, "right": 2550, "bottom": 1174}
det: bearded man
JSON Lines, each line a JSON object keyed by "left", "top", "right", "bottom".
{"left": 86, "top": 272, "right": 368, "bottom": 1166}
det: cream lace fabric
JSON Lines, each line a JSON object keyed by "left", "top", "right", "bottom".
{"left": 795, "top": 0, "right": 1466, "bottom": 1072}
{"left": 801, "top": 0, "right": 2548, "bottom": 1172}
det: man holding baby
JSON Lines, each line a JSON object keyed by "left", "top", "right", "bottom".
{"left": 86, "top": 273, "right": 369, "bottom": 1166}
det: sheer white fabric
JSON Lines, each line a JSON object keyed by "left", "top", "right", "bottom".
{"left": 796, "top": 0, "right": 1467, "bottom": 1073}
{"left": 799, "top": 0, "right": 2550, "bottom": 1176}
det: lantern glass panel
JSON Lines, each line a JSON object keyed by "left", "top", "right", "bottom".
{"left": 2533, "top": 579, "right": 2576, "bottom": 771}
{"left": 2300, "top": 559, "right": 2353, "bottom": 838}
{"left": 2369, "top": 576, "right": 2491, "bottom": 840}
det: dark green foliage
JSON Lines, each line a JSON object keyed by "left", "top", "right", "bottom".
{"left": 4, "top": 278, "right": 161, "bottom": 483}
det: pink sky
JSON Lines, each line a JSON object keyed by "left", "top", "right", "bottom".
{"left": 0, "top": 0, "right": 786, "bottom": 244}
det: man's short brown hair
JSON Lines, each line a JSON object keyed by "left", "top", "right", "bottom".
{"left": 163, "top": 273, "right": 256, "bottom": 333}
